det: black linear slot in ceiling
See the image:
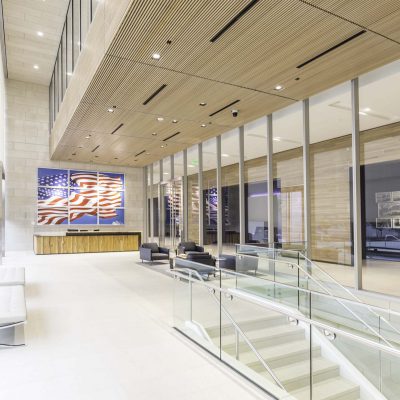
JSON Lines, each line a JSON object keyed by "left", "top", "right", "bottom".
{"left": 297, "top": 30, "right": 367, "bottom": 69}
{"left": 91, "top": 145, "right": 100, "bottom": 152}
{"left": 210, "top": 0, "right": 260, "bottom": 42}
{"left": 209, "top": 100, "right": 240, "bottom": 117}
{"left": 110, "top": 123, "right": 124, "bottom": 135}
{"left": 163, "top": 132, "right": 181, "bottom": 141}
{"left": 135, "top": 150, "right": 146, "bottom": 157}
{"left": 142, "top": 84, "right": 167, "bottom": 105}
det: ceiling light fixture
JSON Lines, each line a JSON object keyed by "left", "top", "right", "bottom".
{"left": 273, "top": 137, "right": 281, "bottom": 142}
{"left": 221, "top": 153, "right": 229, "bottom": 158}
{"left": 107, "top": 106, "right": 116, "bottom": 113}
{"left": 359, "top": 111, "right": 368, "bottom": 116}
{"left": 188, "top": 165, "right": 195, "bottom": 168}
{"left": 363, "top": 107, "right": 371, "bottom": 112}
{"left": 85, "top": 136, "right": 91, "bottom": 139}
{"left": 161, "top": 144, "right": 167, "bottom": 148}
{"left": 172, "top": 119, "right": 178, "bottom": 123}
{"left": 157, "top": 117, "right": 164, "bottom": 122}
{"left": 164, "top": 172, "right": 169, "bottom": 175}
{"left": 274, "top": 85, "right": 284, "bottom": 91}
{"left": 33, "top": 64, "right": 39, "bottom": 70}
{"left": 151, "top": 132, "right": 157, "bottom": 136}
{"left": 145, "top": 152, "right": 150, "bottom": 155}
{"left": 151, "top": 53, "right": 161, "bottom": 60}
{"left": 37, "top": 31, "right": 44, "bottom": 37}
{"left": 201, "top": 124, "right": 207, "bottom": 128}
{"left": 199, "top": 102, "right": 207, "bottom": 106}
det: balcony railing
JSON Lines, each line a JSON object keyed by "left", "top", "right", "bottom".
{"left": 49, "top": 0, "right": 100, "bottom": 132}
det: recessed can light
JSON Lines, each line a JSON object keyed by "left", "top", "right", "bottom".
{"left": 199, "top": 102, "right": 207, "bottom": 106}
{"left": 273, "top": 137, "right": 281, "bottom": 142}
{"left": 221, "top": 153, "right": 229, "bottom": 158}
{"left": 274, "top": 85, "right": 284, "bottom": 91}
{"left": 107, "top": 107, "right": 115, "bottom": 113}
{"left": 151, "top": 132, "right": 157, "bottom": 136}
{"left": 145, "top": 152, "right": 150, "bottom": 155}
{"left": 157, "top": 117, "right": 164, "bottom": 122}
{"left": 37, "top": 31, "right": 44, "bottom": 37}
{"left": 363, "top": 107, "right": 371, "bottom": 112}
{"left": 201, "top": 124, "right": 207, "bottom": 128}
{"left": 85, "top": 136, "right": 90, "bottom": 139}
{"left": 151, "top": 53, "right": 161, "bottom": 60}
{"left": 172, "top": 119, "right": 178, "bottom": 123}
{"left": 33, "top": 64, "right": 39, "bottom": 70}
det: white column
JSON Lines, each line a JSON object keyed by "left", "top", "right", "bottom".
{"left": 302, "top": 99, "right": 311, "bottom": 258}
{"left": 352, "top": 78, "right": 362, "bottom": 290}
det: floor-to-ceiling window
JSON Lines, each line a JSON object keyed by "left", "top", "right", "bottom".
{"left": 202, "top": 138, "right": 218, "bottom": 255}
{"left": 273, "top": 103, "right": 304, "bottom": 249}
{"left": 152, "top": 162, "right": 160, "bottom": 242}
{"left": 244, "top": 117, "right": 269, "bottom": 244}
{"left": 310, "top": 82, "right": 353, "bottom": 287}
{"left": 359, "top": 59, "right": 400, "bottom": 295}
{"left": 187, "top": 145, "right": 200, "bottom": 244}
{"left": 221, "top": 129, "right": 240, "bottom": 254}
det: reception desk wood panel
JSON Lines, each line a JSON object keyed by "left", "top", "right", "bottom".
{"left": 34, "top": 232, "right": 141, "bottom": 255}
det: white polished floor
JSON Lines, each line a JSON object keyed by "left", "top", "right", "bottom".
{"left": 0, "top": 251, "right": 269, "bottom": 400}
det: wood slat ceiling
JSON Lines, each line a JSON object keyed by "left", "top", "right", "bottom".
{"left": 52, "top": 0, "right": 400, "bottom": 167}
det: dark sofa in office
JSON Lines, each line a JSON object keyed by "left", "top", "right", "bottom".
{"left": 218, "top": 254, "right": 258, "bottom": 274}
{"left": 176, "top": 241, "right": 215, "bottom": 266}
{"left": 140, "top": 243, "right": 170, "bottom": 263}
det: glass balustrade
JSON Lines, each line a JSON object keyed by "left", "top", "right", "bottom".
{"left": 171, "top": 263, "right": 400, "bottom": 399}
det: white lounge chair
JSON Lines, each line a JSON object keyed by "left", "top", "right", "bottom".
{"left": 0, "top": 267, "right": 25, "bottom": 286}
{"left": 0, "top": 286, "right": 27, "bottom": 347}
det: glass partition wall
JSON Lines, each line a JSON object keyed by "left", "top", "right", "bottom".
{"left": 244, "top": 117, "right": 269, "bottom": 244}
{"left": 145, "top": 59, "right": 400, "bottom": 299}
{"left": 221, "top": 130, "right": 240, "bottom": 254}
{"left": 202, "top": 138, "right": 218, "bottom": 255}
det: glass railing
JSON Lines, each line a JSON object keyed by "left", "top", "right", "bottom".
{"left": 49, "top": 0, "right": 100, "bottom": 132}
{"left": 235, "top": 245, "right": 400, "bottom": 348}
{"left": 171, "top": 264, "right": 400, "bottom": 399}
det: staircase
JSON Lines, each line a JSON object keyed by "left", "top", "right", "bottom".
{"left": 206, "top": 311, "right": 360, "bottom": 400}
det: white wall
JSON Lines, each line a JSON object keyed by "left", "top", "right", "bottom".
{"left": 5, "top": 79, "right": 144, "bottom": 251}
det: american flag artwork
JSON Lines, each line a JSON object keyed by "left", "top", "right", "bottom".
{"left": 37, "top": 168, "right": 125, "bottom": 225}
{"left": 38, "top": 169, "right": 69, "bottom": 187}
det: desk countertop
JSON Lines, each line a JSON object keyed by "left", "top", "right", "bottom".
{"left": 34, "top": 231, "right": 141, "bottom": 237}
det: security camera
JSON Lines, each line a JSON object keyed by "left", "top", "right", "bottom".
{"left": 231, "top": 109, "right": 239, "bottom": 117}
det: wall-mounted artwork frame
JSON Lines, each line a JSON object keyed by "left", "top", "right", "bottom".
{"left": 37, "top": 168, "right": 125, "bottom": 225}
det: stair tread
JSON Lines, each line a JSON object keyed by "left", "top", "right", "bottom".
{"left": 238, "top": 339, "right": 319, "bottom": 364}
{"left": 207, "top": 314, "right": 286, "bottom": 336}
{"left": 291, "top": 377, "right": 359, "bottom": 400}
{"left": 220, "top": 323, "right": 304, "bottom": 345}
{"left": 260, "top": 357, "right": 338, "bottom": 384}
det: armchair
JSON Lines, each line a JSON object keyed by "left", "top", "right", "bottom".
{"left": 140, "top": 243, "right": 170, "bottom": 263}
{"left": 177, "top": 241, "right": 205, "bottom": 255}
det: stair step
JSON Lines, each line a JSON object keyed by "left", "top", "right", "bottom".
{"left": 221, "top": 324, "right": 305, "bottom": 350}
{"left": 235, "top": 340, "right": 321, "bottom": 369}
{"left": 291, "top": 377, "right": 360, "bottom": 400}
{"left": 207, "top": 313, "right": 286, "bottom": 337}
{"left": 257, "top": 357, "right": 339, "bottom": 392}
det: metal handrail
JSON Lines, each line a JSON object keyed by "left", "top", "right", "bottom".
{"left": 172, "top": 267, "right": 285, "bottom": 390}
{"left": 171, "top": 268, "right": 400, "bottom": 359}
{"left": 237, "top": 246, "right": 400, "bottom": 345}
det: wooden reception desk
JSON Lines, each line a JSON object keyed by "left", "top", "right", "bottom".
{"left": 33, "top": 231, "right": 141, "bottom": 255}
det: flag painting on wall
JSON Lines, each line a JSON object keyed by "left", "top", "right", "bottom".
{"left": 37, "top": 168, "right": 125, "bottom": 225}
